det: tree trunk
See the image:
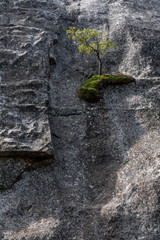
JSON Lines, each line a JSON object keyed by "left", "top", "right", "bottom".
{"left": 98, "top": 58, "right": 102, "bottom": 75}
{"left": 97, "top": 53, "right": 102, "bottom": 75}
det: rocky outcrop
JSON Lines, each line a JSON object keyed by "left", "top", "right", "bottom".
{"left": 0, "top": 0, "right": 56, "bottom": 189}
{"left": 0, "top": 0, "right": 160, "bottom": 239}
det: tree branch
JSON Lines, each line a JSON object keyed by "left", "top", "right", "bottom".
{"left": 84, "top": 40, "right": 98, "bottom": 54}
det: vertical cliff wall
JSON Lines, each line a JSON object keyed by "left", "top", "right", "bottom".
{"left": 0, "top": 0, "right": 160, "bottom": 239}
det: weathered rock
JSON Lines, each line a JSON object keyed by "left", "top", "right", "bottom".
{"left": 0, "top": 0, "right": 160, "bottom": 240}
{"left": 0, "top": 0, "right": 56, "bottom": 188}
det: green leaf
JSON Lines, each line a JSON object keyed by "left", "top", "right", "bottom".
{"left": 66, "top": 27, "right": 115, "bottom": 74}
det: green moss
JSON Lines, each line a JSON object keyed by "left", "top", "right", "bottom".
{"left": 77, "top": 86, "right": 103, "bottom": 103}
{"left": 77, "top": 74, "right": 136, "bottom": 103}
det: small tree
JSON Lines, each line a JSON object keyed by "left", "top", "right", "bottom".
{"left": 66, "top": 27, "right": 115, "bottom": 75}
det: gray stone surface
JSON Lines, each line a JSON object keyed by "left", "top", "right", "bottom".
{"left": 0, "top": 0, "right": 55, "bottom": 188}
{"left": 0, "top": 0, "right": 54, "bottom": 153}
{"left": 0, "top": 0, "right": 160, "bottom": 239}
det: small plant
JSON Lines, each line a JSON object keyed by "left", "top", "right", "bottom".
{"left": 66, "top": 27, "right": 115, "bottom": 75}
{"left": 77, "top": 74, "right": 136, "bottom": 103}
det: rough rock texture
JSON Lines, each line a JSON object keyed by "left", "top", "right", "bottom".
{"left": 0, "top": 0, "right": 55, "bottom": 189}
{"left": 0, "top": 0, "right": 160, "bottom": 239}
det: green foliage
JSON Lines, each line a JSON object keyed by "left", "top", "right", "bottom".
{"left": 66, "top": 27, "right": 114, "bottom": 55}
{"left": 77, "top": 74, "right": 136, "bottom": 103}
{"left": 66, "top": 27, "right": 115, "bottom": 75}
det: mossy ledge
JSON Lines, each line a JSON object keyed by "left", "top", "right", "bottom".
{"left": 77, "top": 74, "right": 136, "bottom": 103}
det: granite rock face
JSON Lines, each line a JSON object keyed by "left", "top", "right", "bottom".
{"left": 0, "top": 0, "right": 56, "bottom": 188}
{"left": 0, "top": 0, "right": 160, "bottom": 239}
